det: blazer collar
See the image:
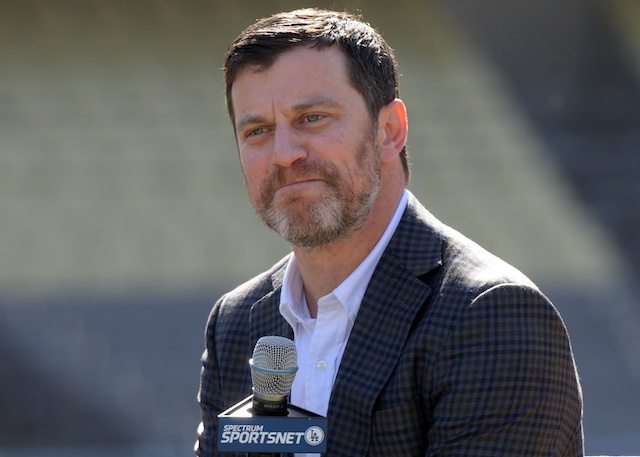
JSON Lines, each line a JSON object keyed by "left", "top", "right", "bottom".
{"left": 388, "top": 190, "right": 444, "bottom": 278}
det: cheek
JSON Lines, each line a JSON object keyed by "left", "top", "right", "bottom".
{"left": 240, "top": 152, "right": 267, "bottom": 193}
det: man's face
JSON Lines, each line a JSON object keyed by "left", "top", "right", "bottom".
{"left": 231, "top": 45, "right": 382, "bottom": 249}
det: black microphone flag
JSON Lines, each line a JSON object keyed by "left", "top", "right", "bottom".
{"left": 217, "top": 336, "right": 328, "bottom": 454}
{"left": 217, "top": 395, "right": 327, "bottom": 453}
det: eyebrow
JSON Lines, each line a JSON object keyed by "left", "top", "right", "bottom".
{"left": 290, "top": 95, "right": 342, "bottom": 114}
{"left": 235, "top": 95, "right": 342, "bottom": 132}
{"left": 235, "top": 113, "right": 269, "bottom": 133}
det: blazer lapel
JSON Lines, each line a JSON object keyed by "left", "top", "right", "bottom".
{"left": 326, "top": 193, "right": 443, "bottom": 456}
{"left": 249, "top": 262, "right": 294, "bottom": 345}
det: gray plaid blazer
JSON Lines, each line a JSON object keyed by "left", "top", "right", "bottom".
{"left": 196, "top": 192, "right": 584, "bottom": 456}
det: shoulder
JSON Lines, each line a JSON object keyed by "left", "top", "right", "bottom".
{"left": 430, "top": 217, "right": 548, "bottom": 326}
{"left": 440, "top": 222, "right": 537, "bottom": 293}
{"left": 218, "top": 254, "right": 289, "bottom": 308}
{"left": 398, "top": 193, "right": 553, "bottom": 334}
{"left": 399, "top": 192, "right": 537, "bottom": 292}
{"left": 205, "top": 254, "right": 290, "bottom": 334}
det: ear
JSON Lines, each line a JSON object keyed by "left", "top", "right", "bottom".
{"left": 377, "top": 98, "right": 408, "bottom": 163}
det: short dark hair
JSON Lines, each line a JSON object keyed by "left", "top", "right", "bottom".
{"left": 224, "top": 8, "right": 409, "bottom": 181}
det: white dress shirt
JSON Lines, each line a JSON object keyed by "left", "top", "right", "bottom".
{"left": 279, "top": 191, "right": 407, "bottom": 455}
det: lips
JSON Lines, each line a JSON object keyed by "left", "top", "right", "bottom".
{"left": 278, "top": 178, "right": 325, "bottom": 191}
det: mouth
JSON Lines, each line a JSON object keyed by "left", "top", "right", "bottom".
{"left": 279, "top": 178, "right": 324, "bottom": 191}
{"left": 271, "top": 179, "right": 329, "bottom": 205}
{"left": 262, "top": 162, "right": 336, "bottom": 203}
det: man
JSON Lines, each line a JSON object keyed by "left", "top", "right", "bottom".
{"left": 196, "top": 8, "right": 583, "bottom": 456}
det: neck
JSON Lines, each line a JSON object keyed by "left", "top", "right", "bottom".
{"left": 293, "top": 185, "right": 404, "bottom": 318}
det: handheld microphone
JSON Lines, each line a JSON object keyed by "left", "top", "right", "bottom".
{"left": 217, "top": 336, "right": 327, "bottom": 455}
{"left": 249, "top": 335, "right": 298, "bottom": 416}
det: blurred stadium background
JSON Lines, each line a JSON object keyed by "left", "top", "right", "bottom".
{"left": 1, "top": 0, "right": 639, "bottom": 455}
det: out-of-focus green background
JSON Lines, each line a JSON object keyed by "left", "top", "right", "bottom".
{"left": 1, "top": 1, "right": 639, "bottom": 455}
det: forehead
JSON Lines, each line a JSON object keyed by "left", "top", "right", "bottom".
{"left": 230, "top": 45, "right": 360, "bottom": 117}
{"left": 236, "top": 43, "right": 349, "bottom": 80}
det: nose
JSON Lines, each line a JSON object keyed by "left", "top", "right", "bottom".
{"left": 271, "top": 125, "right": 307, "bottom": 168}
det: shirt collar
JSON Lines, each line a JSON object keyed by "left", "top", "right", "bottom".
{"left": 279, "top": 255, "right": 310, "bottom": 328}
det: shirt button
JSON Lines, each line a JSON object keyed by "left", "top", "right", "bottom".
{"left": 316, "top": 359, "right": 328, "bottom": 371}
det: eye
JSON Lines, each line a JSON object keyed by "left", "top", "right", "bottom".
{"left": 305, "top": 114, "right": 323, "bottom": 123}
{"left": 247, "top": 127, "right": 265, "bottom": 137}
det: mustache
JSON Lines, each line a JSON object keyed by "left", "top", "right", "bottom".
{"left": 259, "top": 159, "right": 339, "bottom": 198}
